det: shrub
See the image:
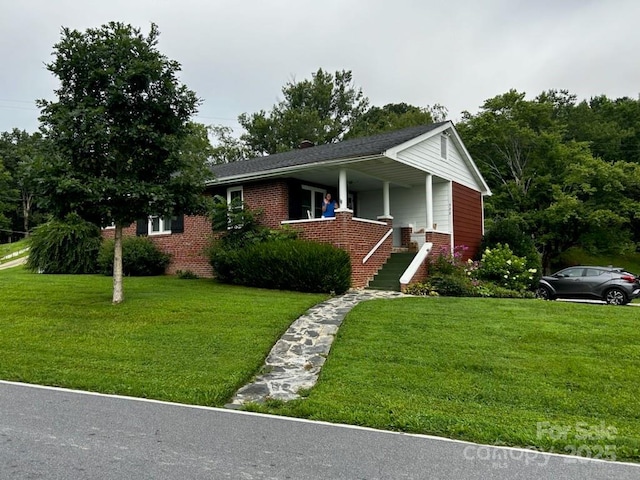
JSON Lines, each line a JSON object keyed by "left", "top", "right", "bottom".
{"left": 421, "top": 243, "right": 537, "bottom": 298}
{"left": 176, "top": 269, "right": 199, "bottom": 279}
{"left": 26, "top": 214, "right": 101, "bottom": 274}
{"left": 481, "top": 217, "right": 535, "bottom": 259}
{"left": 473, "top": 243, "right": 537, "bottom": 291}
{"left": 427, "top": 244, "right": 468, "bottom": 275}
{"left": 480, "top": 217, "right": 542, "bottom": 282}
{"left": 474, "top": 282, "right": 535, "bottom": 299}
{"left": 98, "top": 237, "right": 171, "bottom": 276}
{"left": 207, "top": 199, "right": 347, "bottom": 293}
{"left": 210, "top": 239, "right": 351, "bottom": 294}
{"left": 404, "top": 282, "right": 439, "bottom": 296}
{"left": 429, "top": 273, "right": 476, "bottom": 297}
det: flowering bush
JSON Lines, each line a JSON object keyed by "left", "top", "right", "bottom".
{"left": 473, "top": 243, "right": 537, "bottom": 292}
{"left": 428, "top": 244, "right": 469, "bottom": 275}
{"left": 410, "top": 243, "right": 538, "bottom": 298}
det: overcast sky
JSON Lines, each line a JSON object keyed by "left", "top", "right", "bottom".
{"left": 2, "top": 0, "right": 639, "bottom": 135}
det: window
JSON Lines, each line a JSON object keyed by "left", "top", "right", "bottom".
{"left": 562, "top": 268, "right": 584, "bottom": 278}
{"left": 301, "top": 185, "right": 326, "bottom": 218}
{"left": 584, "top": 268, "right": 605, "bottom": 277}
{"left": 227, "top": 186, "right": 243, "bottom": 206}
{"left": 136, "top": 215, "right": 184, "bottom": 236}
{"left": 149, "top": 216, "right": 172, "bottom": 235}
{"left": 440, "top": 134, "right": 448, "bottom": 159}
{"left": 225, "top": 186, "right": 244, "bottom": 229}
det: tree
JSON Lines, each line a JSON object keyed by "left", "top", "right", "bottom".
{"left": 238, "top": 68, "right": 369, "bottom": 155}
{"left": 0, "top": 129, "right": 49, "bottom": 237}
{"left": 38, "top": 22, "right": 210, "bottom": 303}
{"left": 208, "top": 124, "right": 253, "bottom": 164}
{"left": 345, "top": 102, "right": 446, "bottom": 139}
{"left": 0, "top": 159, "right": 15, "bottom": 235}
{"left": 458, "top": 89, "right": 640, "bottom": 272}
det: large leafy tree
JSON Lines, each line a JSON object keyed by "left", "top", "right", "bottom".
{"left": 208, "top": 124, "right": 253, "bottom": 164}
{"left": 458, "top": 90, "right": 640, "bottom": 271}
{"left": 344, "top": 102, "right": 445, "bottom": 139}
{"left": 238, "top": 68, "right": 369, "bottom": 155}
{"left": 0, "top": 159, "right": 15, "bottom": 235}
{"left": 38, "top": 22, "right": 210, "bottom": 303}
{"left": 0, "top": 129, "right": 48, "bottom": 237}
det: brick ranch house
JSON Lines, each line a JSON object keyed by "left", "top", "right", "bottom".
{"left": 105, "top": 121, "right": 491, "bottom": 289}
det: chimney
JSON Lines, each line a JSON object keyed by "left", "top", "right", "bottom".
{"left": 298, "top": 140, "right": 315, "bottom": 149}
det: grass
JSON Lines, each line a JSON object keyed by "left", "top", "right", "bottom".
{"left": 556, "top": 247, "right": 640, "bottom": 275}
{"left": 248, "top": 296, "right": 640, "bottom": 462}
{"left": 0, "top": 239, "right": 29, "bottom": 263}
{"left": 0, "top": 268, "right": 327, "bottom": 406}
{"left": 2, "top": 266, "right": 639, "bottom": 461}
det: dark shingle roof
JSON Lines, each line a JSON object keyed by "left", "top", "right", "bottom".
{"left": 209, "top": 122, "right": 447, "bottom": 180}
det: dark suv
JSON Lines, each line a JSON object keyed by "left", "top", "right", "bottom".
{"left": 537, "top": 266, "right": 640, "bottom": 305}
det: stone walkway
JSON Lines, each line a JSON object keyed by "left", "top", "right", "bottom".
{"left": 226, "top": 289, "right": 407, "bottom": 408}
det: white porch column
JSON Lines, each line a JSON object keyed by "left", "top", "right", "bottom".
{"left": 382, "top": 181, "right": 391, "bottom": 217}
{"left": 337, "top": 168, "right": 349, "bottom": 210}
{"left": 426, "top": 173, "right": 434, "bottom": 230}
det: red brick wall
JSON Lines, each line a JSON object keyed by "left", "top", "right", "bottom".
{"left": 102, "top": 216, "right": 214, "bottom": 278}
{"left": 452, "top": 182, "right": 483, "bottom": 260}
{"left": 243, "top": 180, "right": 289, "bottom": 229}
{"left": 399, "top": 232, "right": 452, "bottom": 289}
{"left": 400, "top": 227, "right": 411, "bottom": 248}
{"left": 286, "top": 211, "right": 393, "bottom": 288}
{"left": 426, "top": 231, "right": 452, "bottom": 256}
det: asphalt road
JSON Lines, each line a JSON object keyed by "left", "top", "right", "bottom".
{"left": 1, "top": 381, "right": 638, "bottom": 479}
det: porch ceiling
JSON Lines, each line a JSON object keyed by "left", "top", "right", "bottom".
{"left": 288, "top": 156, "right": 436, "bottom": 192}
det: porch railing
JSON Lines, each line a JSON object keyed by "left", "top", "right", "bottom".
{"left": 399, "top": 242, "right": 433, "bottom": 285}
{"left": 362, "top": 228, "right": 393, "bottom": 264}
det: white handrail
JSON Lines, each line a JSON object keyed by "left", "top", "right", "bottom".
{"left": 362, "top": 228, "right": 393, "bottom": 264}
{"left": 399, "top": 242, "right": 433, "bottom": 285}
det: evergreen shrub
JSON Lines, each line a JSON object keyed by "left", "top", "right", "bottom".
{"left": 210, "top": 239, "right": 351, "bottom": 294}
{"left": 98, "top": 237, "right": 171, "bottom": 276}
{"left": 26, "top": 213, "right": 101, "bottom": 274}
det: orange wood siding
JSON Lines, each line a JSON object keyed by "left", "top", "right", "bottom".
{"left": 452, "top": 182, "right": 483, "bottom": 260}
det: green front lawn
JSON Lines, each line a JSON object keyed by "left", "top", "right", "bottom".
{"left": 1, "top": 268, "right": 638, "bottom": 461}
{"left": 0, "top": 268, "right": 327, "bottom": 406}
{"left": 250, "top": 297, "right": 640, "bottom": 462}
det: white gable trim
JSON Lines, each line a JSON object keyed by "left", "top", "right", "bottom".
{"left": 383, "top": 121, "right": 491, "bottom": 196}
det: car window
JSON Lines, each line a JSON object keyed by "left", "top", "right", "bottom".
{"left": 584, "top": 268, "right": 604, "bottom": 277}
{"left": 562, "top": 268, "right": 584, "bottom": 277}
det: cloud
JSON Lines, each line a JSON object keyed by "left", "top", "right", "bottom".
{"left": 1, "top": 0, "right": 639, "bottom": 133}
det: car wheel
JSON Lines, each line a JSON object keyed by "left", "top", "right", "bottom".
{"left": 604, "top": 288, "right": 627, "bottom": 305}
{"left": 536, "top": 286, "right": 553, "bottom": 300}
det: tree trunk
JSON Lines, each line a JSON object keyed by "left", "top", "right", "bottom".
{"left": 112, "top": 224, "right": 124, "bottom": 304}
{"left": 22, "top": 192, "right": 32, "bottom": 238}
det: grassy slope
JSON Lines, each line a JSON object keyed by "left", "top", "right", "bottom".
{"left": 0, "top": 239, "right": 29, "bottom": 263}
{"left": 0, "top": 268, "right": 327, "bottom": 406}
{"left": 556, "top": 248, "right": 640, "bottom": 274}
{"left": 2, "top": 266, "right": 639, "bottom": 461}
{"left": 251, "top": 297, "right": 640, "bottom": 461}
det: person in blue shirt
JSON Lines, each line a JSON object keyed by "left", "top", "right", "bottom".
{"left": 322, "top": 193, "right": 338, "bottom": 217}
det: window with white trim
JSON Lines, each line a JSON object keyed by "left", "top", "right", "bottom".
{"left": 149, "top": 216, "right": 172, "bottom": 235}
{"left": 301, "top": 185, "right": 326, "bottom": 219}
{"left": 440, "top": 135, "right": 448, "bottom": 159}
{"left": 227, "top": 186, "right": 243, "bottom": 210}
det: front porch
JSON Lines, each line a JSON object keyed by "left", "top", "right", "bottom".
{"left": 282, "top": 209, "right": 451, "bottom": 289}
